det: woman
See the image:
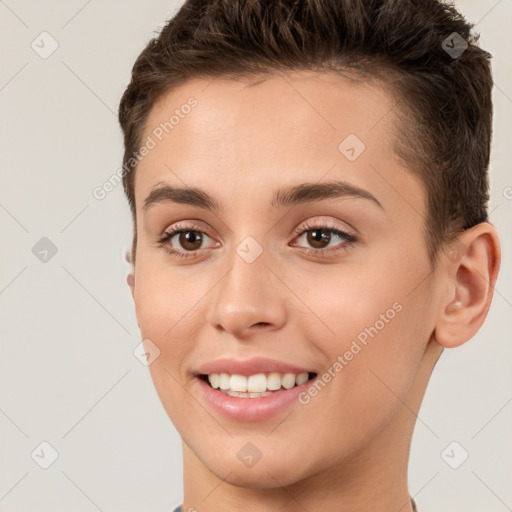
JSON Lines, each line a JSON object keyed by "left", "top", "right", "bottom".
{"left": 118, "top": 1, "right": 500, "bottom": 510}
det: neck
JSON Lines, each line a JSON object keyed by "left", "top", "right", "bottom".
{"left": 181, "top": 339, "right": 442, "bottom": 512}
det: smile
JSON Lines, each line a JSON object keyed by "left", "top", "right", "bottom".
{"left": 194, "top": 368, "right": 318, "bottom": 421}
{"left": 200, "top": 372, "right": 314, "bottom": 398}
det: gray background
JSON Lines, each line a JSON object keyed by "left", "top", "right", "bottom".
{"left": 0, "top": 1, "right": 510, "bottom": 511}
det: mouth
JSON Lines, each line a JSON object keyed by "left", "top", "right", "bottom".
{"left": 197, "top": 371, "right": 318, "bottom": 398}
{"left": 192, "top": 357, "right": 319, "bottom": 421}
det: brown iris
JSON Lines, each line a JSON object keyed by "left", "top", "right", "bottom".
{"left": 306, "top": 228, "right": 331, "bottom": 249}
{"left": 178, "top": 231, "right": 203, "bottom": 251}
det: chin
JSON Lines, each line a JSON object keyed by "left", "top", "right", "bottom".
{"left": 211, "top": 462, "right": 305, "bottom": 489}
{"left": 196, "top": 442, "right": 317, "bottom": 489}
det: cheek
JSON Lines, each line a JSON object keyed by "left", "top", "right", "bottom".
{"left": 133, "top": 258, "right": 195, "bottom": 339}
{"left": 293, "top": 256, "right": 430, "bottom": 422}
{"left": 132, "top": 268, "right": 202, "bottom": 425}
{"left": 132, "top": 258, "right": 217, "bottom": 371}
{"left": 337, "top": 308, "right": 426, "bottom": 442}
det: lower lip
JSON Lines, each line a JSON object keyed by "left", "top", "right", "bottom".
{"left": 195, "top": 377, "right": 313, "bottom": 422}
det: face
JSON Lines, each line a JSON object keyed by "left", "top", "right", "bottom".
{"left": 130, "top": 71, "right": 442, "bottom": 488}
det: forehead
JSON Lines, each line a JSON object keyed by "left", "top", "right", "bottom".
{"left": 134, "top": 71, "right": 422, "bottom": 215}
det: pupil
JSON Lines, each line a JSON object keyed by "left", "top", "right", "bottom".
{"left": 180, "top": 231, "right": 202, "bottom": 249}
{"left": 309, "top": 229, "right": 330, "bottom": 248}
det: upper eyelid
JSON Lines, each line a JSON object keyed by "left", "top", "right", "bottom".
{"left": 162, "top": 219, "right": 352, "bottom": 237}
{"left": 164, "top": 214, "right": 355, "bottom": 233}
{"left": 296, "top": 218, "right": 356, "bottom": 235}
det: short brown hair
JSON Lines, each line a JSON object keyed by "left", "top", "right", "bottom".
{"left": 118, "top": 0, "right": 493, "bottom": 266}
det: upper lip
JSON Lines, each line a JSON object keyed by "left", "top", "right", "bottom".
{"left": 195, "top": 357, "right": 315, "bottom": 377}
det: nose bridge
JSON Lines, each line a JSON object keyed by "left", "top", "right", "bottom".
{"left": 206, "top": 237, "right": 287, "bottom": 337}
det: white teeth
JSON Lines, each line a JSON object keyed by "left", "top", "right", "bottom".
{"left": 295, "top": 372, "right": 309, "bottom": 385}
{"left": 247, "top": 373, "right": 267, "bottom": 392}
{"left": 281, "top": 373, "right": 296, "bottom": 389}
{"left": 218, "top": 373, "right": 230, "bottom": 390}
{"left": 266, "top": 372, "right": 282, "bottom": 390}
{"left": 225, "top": 390, "right": 273, "bottom": 398}
{"left": 230, "top": 374, "right": 247, "bottom": 392}
{"left": 206, "top": 371, "right": 310, "bottom": 395}
{"left": 209, "top": 373, "right": 219, "bottom": 389}
{"left": 249, "top": 391, "right": 272, "bottom": 398}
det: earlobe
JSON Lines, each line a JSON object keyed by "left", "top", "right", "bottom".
{"left": 434, "top": 222, "right": 501, "bottom": 349}
{"left": 127, "top": 272, "right": 135, "bottom": 299}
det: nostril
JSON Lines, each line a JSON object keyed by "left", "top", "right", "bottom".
{"left": 253, "top": 322, "right": 270, "bottom": 328}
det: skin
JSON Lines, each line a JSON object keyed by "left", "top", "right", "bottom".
{"left": 127, "top": 71, "right": 500, "bottom": 512}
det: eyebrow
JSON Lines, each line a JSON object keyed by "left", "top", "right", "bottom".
{"left": 142, "top": 179, "right": 384, "bottom": 212}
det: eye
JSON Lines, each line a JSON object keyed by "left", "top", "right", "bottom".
{"left": 155, "top": 222, "right": 219, "bottom": 260}
{"left": 291, "top": 221, "right": 357, "bottom": 257}
{"left": 155, "top": 219, "right": 358, "bottom": 261}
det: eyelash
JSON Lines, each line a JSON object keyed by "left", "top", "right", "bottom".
{"left": 155, "top": 220, "right": 358, "bottom": 260}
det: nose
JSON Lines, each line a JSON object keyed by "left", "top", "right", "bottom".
{"left": 206, "top": 248, "right": 287, "bottom": 339}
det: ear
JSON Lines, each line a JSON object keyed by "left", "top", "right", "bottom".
{"left": 434, "top": 222, "right": 501, "bottom": 348}
{"left": 124, "top": 248, "right": 135, "bottom": 299}
{"left": 127, "top": 272, "right": 135, "bottom": 299}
